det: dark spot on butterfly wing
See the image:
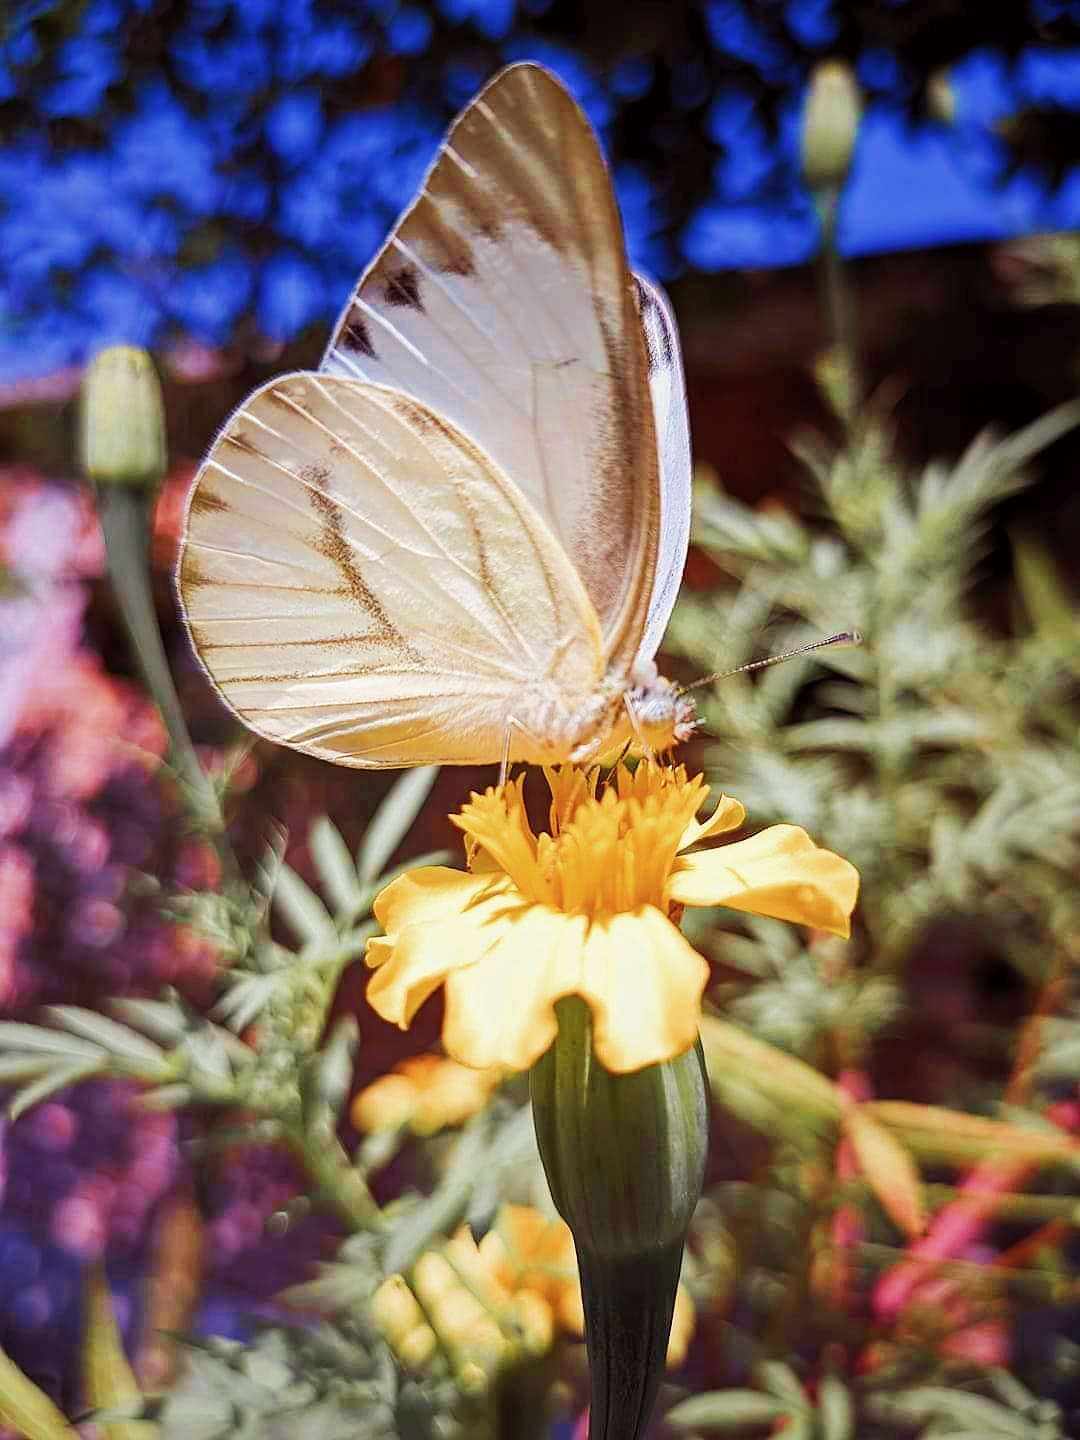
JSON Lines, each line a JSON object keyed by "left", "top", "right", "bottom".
{"left": 339, "top": 308, "right": 376, "bottom": 359}
{"left": 223, "top": 426, "right": 263, "bottom": 458}
{"left": 188, "top": 485, "right": 230, "bottom": 516}
{"left": 384, "top": 264, "right": 424, "bottom": 311}
{"left": 180, "top": 555, "right": 210, "bottom": 591}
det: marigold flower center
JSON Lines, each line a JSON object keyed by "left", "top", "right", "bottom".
{"left": 453, "top": 765, "right": 709, "bottom": 921}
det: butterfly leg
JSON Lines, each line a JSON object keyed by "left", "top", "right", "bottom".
{"left": 621, "top": 690, "right": 657, "bottom": 764}
{"left": 499, "top": 715, "right": 546, "bottom": 789}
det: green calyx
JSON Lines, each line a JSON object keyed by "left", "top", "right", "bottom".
{"left": 529, "top": 995, "right": 708, "bottom": 1440}
{"left": 529, "top": 995, "right": 708, "bottom": 1258}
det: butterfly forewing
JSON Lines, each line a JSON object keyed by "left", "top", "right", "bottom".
{"left": 322, "top": 62, "right": 660, "bottom": 670}
{"left": 179, "top": 373, "right": 607, "bottom": 767}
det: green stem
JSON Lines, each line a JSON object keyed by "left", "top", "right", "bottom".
{"left": 98, "top": 487, "right": 241, "bottom": 886}
{"left": 577, "top": 1241, "right": 683, "bottom": 1440}
{"left": 286, "top": 1117, "right": 381, "bottom": 1232}
{"left": 818, "top": 190, "right": 861, "bottom": 425}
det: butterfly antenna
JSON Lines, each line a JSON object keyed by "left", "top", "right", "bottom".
{"left": 683, "top": 630, "right": 862, "bottom": 693}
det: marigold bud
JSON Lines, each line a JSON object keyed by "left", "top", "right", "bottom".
{"left": 80, "top": 346, "right": 166, "bottom": 492}
{"left": 801, "top": 61, "right": 861, "bottom": 193}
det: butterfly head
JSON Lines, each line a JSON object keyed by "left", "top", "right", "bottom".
{"left": 624, "top": 663, "right": 697, "bottom": 757}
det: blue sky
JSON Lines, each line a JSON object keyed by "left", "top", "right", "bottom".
{"left": 1, "top": 1, "right": 1078, "bottom": 384}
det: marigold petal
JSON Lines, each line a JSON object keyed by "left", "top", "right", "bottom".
{"left": 367, "top": 877, "right": 519, "bottom": 1030}
{"left": 580, "top": 908, "right": 710, "bottom": 1072}
{"left": 454, "top": 779, "right": 546, "bottom": 897}
{"left": 372, "top": 866, "right": 493, "bottom": 940}
{"left": 680, "top": 793, "right": 746, "bottom": 849}
{"left": 442, "top": 906, "right": 588, "bottom": 1071}
{"left": 669, "top": 825, "right": 859, "bottom": 936}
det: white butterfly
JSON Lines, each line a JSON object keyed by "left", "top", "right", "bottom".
{"left": 177, "top": 62, "right": 695, "bottom": 769}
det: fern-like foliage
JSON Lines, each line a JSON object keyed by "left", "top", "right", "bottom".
{"left": 671, "top": 395, "right": 1080, "bottom": 991}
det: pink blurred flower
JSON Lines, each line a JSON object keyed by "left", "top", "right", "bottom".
{"left": 28, "top": 1103, "right": 78, "bottom": 1154}
{"left": 51, "top": 1190, "right": 109, "bottom": 1258}
{"left": 874, "top": 1097, "right": 1080, "bottom": 1321}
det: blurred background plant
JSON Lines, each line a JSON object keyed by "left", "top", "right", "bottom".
{"left": 3, "top": 3, "right": 1080, "bottom": 1439}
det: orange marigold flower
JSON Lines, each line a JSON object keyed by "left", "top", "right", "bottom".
{"left": 481, "top": 1205, "right": 695, "bottom": 1368}
{"left": 367, "top": 763, "right": 859, "bottom": 1074}
{"left": 350, "top": 1054, "right": 504, "bottom": 1135}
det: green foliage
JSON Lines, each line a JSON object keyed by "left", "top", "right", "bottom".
{"left": 0, "top": 762, "right": 545, "bottom": 1437}
{"left": 671, "top": 396, "right": 1080, "bottom": 990}
{"left": 664, "top": 380, "right": 1080, "bottom": 1434}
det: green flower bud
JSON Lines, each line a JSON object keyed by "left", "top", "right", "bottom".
{"left": 928, "top": 69, "right": 955, "bottom": 126}
{"left": 801, "top": 61, "right": 861, "bottom": 195}
{"left": 80, "top": 345, "right": 166, "bottom": 492}
{"left": 530, "top": 996, "right": 708, "bottom": 1440}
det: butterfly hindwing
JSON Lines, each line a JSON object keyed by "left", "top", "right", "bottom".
{"left": 635, "top": 274, "right": 692, "bottom": 666}
{"left": 178, "top": 372, "right": 606, "bottom": 767}
{"left": 322, "top": 62, "right": 660, "bottom": 670}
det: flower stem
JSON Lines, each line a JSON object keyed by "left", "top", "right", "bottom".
{"left": 98, "top": 487, "right": 240, "bottom": 886}
{"left": 817, "top": 191, "right": 861, "bottom": 425}
{"left": 285, "top": 1115, "right": 380, "bottom": 1233}
{"left": 576, "top": 1241, "right": 683, "bottom": 1440}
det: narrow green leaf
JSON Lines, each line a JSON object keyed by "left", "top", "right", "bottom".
{"left": 984, "top": 1369, "right": 1040, "bottom": 1416}
{"left": 182, "top": 1027, "right": 238, "bottom": 1086}
{"left": 309, "top": 817, "right": 362, "bottom": 916}
{"left": 819, "top": 1372, "right": 854, "bottom": 1440}
{"left": 0, "top": 1347, "right": 73, "bottom": 1439}
{"left": 843, "top": 1104, "right": 926, "bottom": 1237}
{"left": 138, "top": 1083, "right": 196, "bottom": 1111}
{"left": 44, "top": 1008, "right": 170, "bottom": 1071}
{"left": 665, "top": 1389, "right": 788, "bottom": 1430}
{"left": 0, "top": 1022, "right": 105, "bottom": 1060}
{"left": 273, "top": 863, "right": 335, "bottom": 945}
{"left": 213, "top": 970, "right": 287, "bottom": 1033}
{"left": 864, "top": 1388, "right": 1037, "bottom": 1437}
{"left": 1011, "top": 532, "right": 1075, "bottom": 642}
{"left": 0, "top": 1054, "right": 56, "bottom": 1083}
{"left": 10, "top": 1059, "right": 103, "bottom": 1120}
{"left": 756, "top": 1360, "right": 808, "bottom": 1408}
{"left": 358, "top": 766, "right": 440, "bottom": 885}
{"left": 110, "top": 999, "right": 189, "bottom": 1049}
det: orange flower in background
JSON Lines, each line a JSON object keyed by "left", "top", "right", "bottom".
{"left": 350, "top": 1054, "right": 505, "bottom": 1136}
{"left": 483, "top": 1205, "right": 697, "bottom": 1367}
{"left": 367, "top": 763, "right": 859, "bottom": 1074}
{"left": 371, "top": 1206, "right": 696, "bottom": 1381}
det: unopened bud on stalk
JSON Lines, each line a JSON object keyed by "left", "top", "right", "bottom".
{"left": 927, "top": 69, "right": 955, "bottom": 126}
{"left": 801, "top": 60, "right": 861, "bottom": 194}
{"left": 530, "top": 996, "right": 708, "bottom": 1440}
{"left": 80, "top": 345, "right": 166, "bottom": 492}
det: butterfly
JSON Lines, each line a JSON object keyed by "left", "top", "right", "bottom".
{"left": 177, "top": 62, "right": 696, "bottom": 771}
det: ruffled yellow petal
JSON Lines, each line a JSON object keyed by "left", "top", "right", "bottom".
{"left": 372, "top": 866, "right": 493, "bottom": 938}
{"left": 442, "top": 905, "right": 588, "bottom": 1071}
{"left": 367, "top": 873, "right": 520, "bottom": 1029}
{"left": 668, "top": 824, "right": 859, "bottom": 936}
{"left": 579, "top": 908, "right": 710, "bottom": 1072}
{"left": 680, "top": 793, "right": 746, "bottom": 849}
{"left": 453, "top": 778, "right": 548, "bottom": 900}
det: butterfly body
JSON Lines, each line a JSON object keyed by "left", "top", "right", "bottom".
{"left": 178, "top": 63, "right": 695, "bottom": 771}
